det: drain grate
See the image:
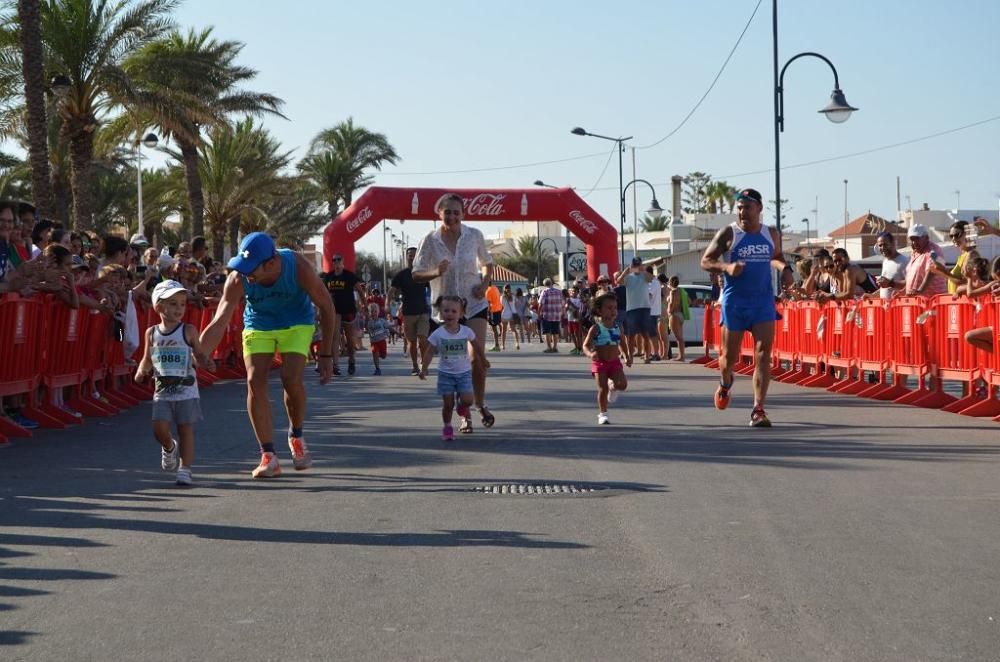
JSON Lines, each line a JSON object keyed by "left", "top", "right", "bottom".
{"left": 473, "top": 483, "right": 611, "bottom": 496}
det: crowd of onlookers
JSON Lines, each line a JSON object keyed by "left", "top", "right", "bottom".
{"left": 0, "top": 199, "right": 231, "bottom": 430}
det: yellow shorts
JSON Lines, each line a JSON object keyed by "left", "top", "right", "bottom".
{"left": 242, "top": 324, "right": 314, "bottom": 357}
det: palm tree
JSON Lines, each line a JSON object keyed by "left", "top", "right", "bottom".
{"left": 192, "top": 118, "right": 291, "bottom": 260}
{"left": 16, "top": 0, "right": 53, "bottom": 217}
{"left": 639, "top": 213, "right": 669, "bottom": 232}
{"left": 124, "top": 28, "right": 285, "bottom": 238}
{"left": 296, "top": 150, "right": 355, "bottom": 214}
{"left": 0, "top": 0, "right": 184, "bottom": 229}
{"left": 303, "top": 117, "right": 398, "bottom": 213}
{"left": 253, "top": 177, "right": 328, "bottom": 247}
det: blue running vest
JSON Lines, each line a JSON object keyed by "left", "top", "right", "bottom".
{"left": 721, "top": 222, "right": 775, "bottom": 302}
{"left": 241, "top": 249, "right": 315, "bottom": 331}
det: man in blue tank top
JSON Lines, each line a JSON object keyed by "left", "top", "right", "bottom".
{"left": 200, "top": 233, "right": 336, "bottom": 478}
{"left": 700, "top": 188, "right": 794, "bottom": 427}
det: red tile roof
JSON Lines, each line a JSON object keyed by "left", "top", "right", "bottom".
{"left": 826, "top": 212, "right": 905, "bottom": 237}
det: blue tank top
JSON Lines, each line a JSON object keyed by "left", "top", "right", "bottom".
{"left": 722, "top": 222, "right": 775, "bottom": 303}
{"left": 593, "top": 321, "right": 621, "bottom": 347}
{"left": 241, "top": 249, "right": 315, "bottom": 331}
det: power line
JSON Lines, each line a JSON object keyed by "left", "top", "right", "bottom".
{"left": 577, "top": 145, "right": 618, "bottom": 198}
{"left": 636, "top": 0, "right": 763, "bottom": 150}
{"left": 579, "top": 113, "right": 1000, "bottom": 191}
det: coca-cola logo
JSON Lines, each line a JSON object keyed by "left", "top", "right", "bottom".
{"left": 570, "top": 210, "right": 597, "bottom": 235}
{"left": 346, "top": 207, "right": 374, "bottom": 234}
{"left": 464, "top": 194, "right": 506, "bottom": 217}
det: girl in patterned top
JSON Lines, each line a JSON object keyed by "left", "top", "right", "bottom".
{"left": 583, "top": 293, "right": 632, "bottom": 426}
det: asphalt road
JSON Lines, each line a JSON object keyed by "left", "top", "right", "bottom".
{"left": 2, "top": 340, "right": 999, "bottom": 661}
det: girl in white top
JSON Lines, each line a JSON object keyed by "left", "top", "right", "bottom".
{"left": 419, "top": 295, "right": 489, "bottom": 442}
{"left": 135, "top": 280, "right": 214, "bottom": 485}
{"left": 499, "top": 284, "right": 519, "bottom": 350}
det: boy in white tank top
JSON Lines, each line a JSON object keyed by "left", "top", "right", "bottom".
{"left": 135, "top": 280, "right": 215, "bottom": 485}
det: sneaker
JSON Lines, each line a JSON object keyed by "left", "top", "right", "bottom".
{"left": 442, "top": 425, "right": 455, "bottom": 441}
{"left": 161, "top": 439, "right": 179, "bottom": 471}
{"left": 333, "top": 365, "right": 342, "bottom": 376}
{"left": 714, "top": 382, "right": 731, "bottom": 410}
{"left": 608, "top": 383, "right": 619, "bottom": 404}
{"left": 11, "top": 413, "right": 39, "bottom": 430}
{"left": 410, "top": 368, "right": 420, "bottom": 376}
{"left": 597, "top": 412, "right": 610, "bottom": 425}
{"left": 175, "top": 466, "right": 193, "bottom": 486}
{"left": 373, "top": 368, "right": 382, "bottom": 376}
{"left": 650, "top": 354, "right": 661, "bottom": 362}
{"left": 59, "top": 404, "right": 83, "bottom": 418}
{"left": 251, "top": 452, "right": 281, "bottom": 478}
{"left": 348, "top": 359, "right": 356, "bottom": 375}
{"left": 749, "top": 407, "right": 772, "bottom": 428}
{"left": 490, "top": 345, "right": 500, "bottom": 352}
{"left": 288, "top": 438, "right": 313, "bottom": 471}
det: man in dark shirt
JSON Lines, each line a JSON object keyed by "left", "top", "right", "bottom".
{"left": 321, "top": 253, "right": 365, "bottom": 375}
{"left": 388, "top": 247, "right": 431, "bottom": 375}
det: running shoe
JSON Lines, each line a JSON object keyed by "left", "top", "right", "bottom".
{"left": 598, "top": 412, "right": 610, "bottom": 425}
{"left": 714, "top": 382, "right": 732, "bottom": 410}
{"left": 161, "top": 439, "right": 179, "bottom": 471}
{"left": 60, "top": 405, "right": 83, "bottom": 419}
{"left": 251, "top": 451, "right": 281, "bottom": 478}
{"left": 749, "top": 407, "right": 772, "bottom": 428}
{"left": 175, "top": 466, "right": 193, "bottom": 486}
{"left": 373, "top": 368, "right": 382, "bottom": 376}
{"left": 410, "top": 368, "right": 420, "bottom": 376}
{"left": 442, "top": 425, "right": 455, "bottom": 442}
{"left": 288, "top": 437, "right": 313, "bottom": 470}
{"left": 348, "top": 359, "right": 356, "bottom": 375}
{"left": 608, "top": 383, "right": 619, "bottom": 404}
{"left": 333, "top": 365, "right": 342, "bottom": 376}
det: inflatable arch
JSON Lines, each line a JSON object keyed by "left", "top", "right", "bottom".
{"left": 322, "top": 187, "right": 620, "bottom": 282}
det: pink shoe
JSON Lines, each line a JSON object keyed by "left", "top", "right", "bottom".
{"left": 441, "top": 425, "right": 455, "bottom": 442}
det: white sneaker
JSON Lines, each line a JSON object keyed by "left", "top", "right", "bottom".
{"left": 598, "top": 412, "right": 610, "bottom": 425}
{"left": 288, "top": 437, "right": 313, "bottom": 471}
{"left": 251, "top": 452, "right": 281, "bottom": 479}
{"left": 175, "top": 466, "right": 193, "bottom": 486}
{"left": 161, "top": 440, "right": 179, "bottom": 471}
{"left": 608, "top": 383, "right": 619, "bottom": 404}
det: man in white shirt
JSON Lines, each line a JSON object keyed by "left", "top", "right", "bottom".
{"left": 874, "top": 231, "right": 908, "bottom": 300}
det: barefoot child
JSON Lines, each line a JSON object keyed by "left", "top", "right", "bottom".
{"left": 135, "top": 280, "right": 214, "bottom": 485}
{"left": 419, "top": 295, "right": 488, "bottom": 441}
{"left": 582, "top": 292, "right": 632, "bottom": 425}
{"left": 366, "top": 302, "right": 390, "bottom": 375}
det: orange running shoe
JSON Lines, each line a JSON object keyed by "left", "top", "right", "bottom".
{"left": 714, "top": 381, "right": 732, "bottom": 410}
{"left": 288, "top": 437, "right": 313, "bottom": 471}
{"left": 251, "top": 451, "right": 281, "bottom": 478}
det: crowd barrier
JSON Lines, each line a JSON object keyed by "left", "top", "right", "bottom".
{"left": 0, "top": 294, "right": 247, "bottom": 445}
{"left": 701, "top": 294, "right": 1000, "bottom": 422}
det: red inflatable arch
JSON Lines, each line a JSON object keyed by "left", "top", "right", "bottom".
{"left": 322, "top": 186, "right": 620, "bottom": 282}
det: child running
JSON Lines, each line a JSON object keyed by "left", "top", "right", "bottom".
{"left": 419, "top": 295, "right": 488, "bottom": 441}
{"left": 582, "top": 292, "right": 632, "bottom": 425}
{"left": 135, "top": 280, "right": 214, "bottom": 485}
{"left": 366, "top": 302, "right": 390, "bottom": 375}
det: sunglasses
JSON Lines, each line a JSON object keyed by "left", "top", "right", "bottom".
{"left": 948, "top": 233, "right": 963, "bottom": 240}
{"left": 332, "top": 257, "right": 343, "bottom": 262}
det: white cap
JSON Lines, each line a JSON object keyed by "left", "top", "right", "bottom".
{"left": 151, "top": 279, "right": 187, "bottom": 305}
{"left": 907, "top": 223, "right": 929, "bottom": 238}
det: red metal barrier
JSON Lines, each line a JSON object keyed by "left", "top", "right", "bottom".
{"left": 852, "top": 299, "right": 909, "bottom": 400}
{"left": 823, "top": 301, "right": 859, "bottom": 392}
{"left": 886, "top": 296, "right": 957, "bottom": 408}
{"left": 772, "top": 301, "right": 796, "bottom": 380}
{"left": 703, "top": 304, "right": 721, "bottom": 370}
{"left": 690, "top": 302, "right": 715, "bottom": 365}
{"left": 0, "top": 295, "right": 46, "bottom": 441}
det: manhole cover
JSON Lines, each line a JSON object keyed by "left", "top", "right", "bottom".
{"left": 473, "top": 483, "right": 611, "bottom": 496}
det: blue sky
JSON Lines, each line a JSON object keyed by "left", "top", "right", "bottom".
{"left": 167, "top": 1, "right": 999, "bottom": 255}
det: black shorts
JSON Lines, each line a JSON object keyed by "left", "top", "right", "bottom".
{"left": 488, "top": 310, "right": 501, "bottom": 327}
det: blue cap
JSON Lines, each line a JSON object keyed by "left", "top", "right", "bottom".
{"left": 228, "top": 232, "right": 276, "bottom": 274}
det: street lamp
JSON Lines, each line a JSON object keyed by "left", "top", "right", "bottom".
{"left": 135, "top": 131, "right": 158, "bottom": 239}
{"left": 773, "top": 0, "right": 857, "bottom": 235}
{"left": 571, "top": 127, "right": 632, "bottom": 266}
{"left": 537, "top": 237, "right": 560, "bottom": 286}
{"left": 801, "top": 217, "right": 811, "bottom": 254}
{"left": 621, "top": 179, "right": 663, "bottom": 263}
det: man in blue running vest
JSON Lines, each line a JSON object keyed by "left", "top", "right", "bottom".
{"left": 700, "top": 188, "right": 794, "bottom": 427}
{"left": 200, "top": 233, "right": 336, "bottom": 478}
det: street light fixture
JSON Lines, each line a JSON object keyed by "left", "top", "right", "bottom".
{"left": 621, "top": 179, "right": 663, "bottom": 263}
{"left": 49, "top": 74, "right": 70, "bottom": 98}
{"left": 801, "top": 217, "right": 811, "bottom": 254}
{"left": 135, "top": 131, "right": 159, "bottom": 240}
{"left": 571, "top": 126, "right": 632, "bottom": 267}
{"left": 773, "top": 0, "right": 857, "bottom": 235}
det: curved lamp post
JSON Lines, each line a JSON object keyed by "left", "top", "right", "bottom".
{"left": 622, "top": 179, "right": 663, "bottom": 263}
{"left": 571, "top": 127, "right": 632, "bottom": 266}
{"left": 773, "top": 2, "right": 857, "bottom": 235}
{"left": 136, "top": 131, "right": 158, "bottom": 239}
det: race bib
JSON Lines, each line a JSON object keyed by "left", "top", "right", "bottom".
{"left": 152, "top": 346, "right": 190, "bottom": 378}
